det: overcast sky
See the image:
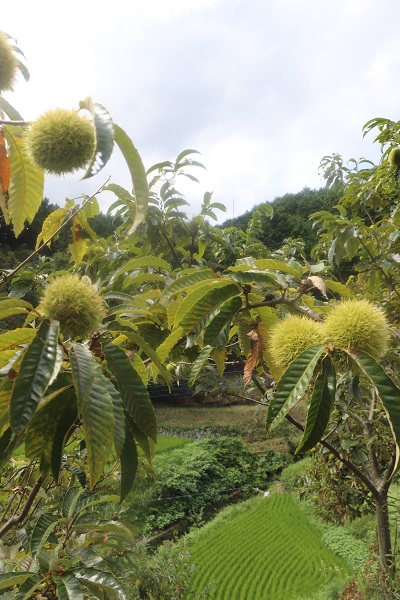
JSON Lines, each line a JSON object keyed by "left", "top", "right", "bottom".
{"left": 3, "top": 0, "right": 400, "bottom": 222}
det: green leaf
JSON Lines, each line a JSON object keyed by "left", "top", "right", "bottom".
{"left": 0, "top": 327, "right": 36, "bottom": 350}
{"left": 324, "top": 279, "right": 354, "bottom": 298}
{"left": 189, "top": 346, "right": 213, "bottom": 387}
{"left": 0, "top": 298, "right": 32, "bottom": 320}
{"left": 254, "top": 258, "right": 301, "bottom": 277}
{"left": 51, "top": 394, "right": 78, "bottom": 482}
{"left": 156, "top": 327, "right": 184, "bottom": 363}
{"left": 62, "top": 487, "right": 85, "bottom": 519}
{"left": 113, "top": 124, "right": 148, "bottom": 234}
{"left": 15, "top": 575, "right": 42, "bottom": 600}
{"left": 103, "top": 377, "right": 126, "bottom": 458}
{"left": 296, "top": 356, "right": 336, "bottom": 453}
{"left": 120, "top": 418, "right": 139, "bottom": 502}
{"left": 54, "top": 573, "right": 84, "bottom": 600}
{"left": 0, "top": 427, "right": 24, "bottom": 468}
{"left": 3, "top": 126, "right": 44, "bottom": 237}
{"left": 267, "top": 346, "right": 325, "bottom": 430}
{"left": 163, "top": 269, "right": 218, "bottom": 298}
{"left": 122, "top": 331, "right": 172, "bottom": 386}
{"left": 203, "top": 296, "right": 242, "bottom": 347}
{"left": 0, "top": 96, "right": 24, "bottom": 120}
{"left": 112, "top": 255, "right": 172, "bottom": 278}
{"left": 229, "top": 271, "right": 279, "bottom": 287}
{"left": 71, "top": 344, "right": 115, "bottom": 488}
{"left": 0, "top": 572, "right": 37, "bottom": 590}
{"left": 10, "top": 320, "right": 60, "bottom": 434}
{"left": 25, "top": 386, "right": 76, "bottom": 476}
{"left": 35, "top": 206, "right": 69, "bottom": 249}
{"left": 80, "top": 98, "right": 115, "bottom": 179}
{"left": 31, "top": 512, "right": 65, "bottom": 557}
{"left": 348, "top": 351, "right": 400, "bottom": 466}
{"left": 85, "top": 373, "right": 114, "bottom": 488}
{"left": 104, "top": 342, "right": 157, "bottom": 442}
{"left": 70, "top": 343, "right": 95, "bottom": 406}
{"left": 74, "top": 567, "right": 128, "bottom": 600}
{"left": 174, "top": 281, "right": 240, "bottom": 335}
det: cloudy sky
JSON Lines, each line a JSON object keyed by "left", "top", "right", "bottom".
{"left": 3, "top": 0, "right": 400, "bottom": 221}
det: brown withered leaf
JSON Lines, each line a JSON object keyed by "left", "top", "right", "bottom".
{"left": 243, "top": 330, "right": 260, "bottom": 386}
{"left": 306, "top": 276, "right": 328, "bottom": 299}
{"left": 0, "top": 129, "right": 10, "bottom": 197}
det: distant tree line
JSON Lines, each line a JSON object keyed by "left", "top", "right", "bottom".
{"left": 222, "top": 186, "right": 343, "bottom": 256}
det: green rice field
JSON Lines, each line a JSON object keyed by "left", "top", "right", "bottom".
{"left": 188, "top": 493, "right": 354, "bottom": 599}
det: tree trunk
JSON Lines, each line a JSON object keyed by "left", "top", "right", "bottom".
{"left": 375, "top": 490, "right": 395, "bottom": 584}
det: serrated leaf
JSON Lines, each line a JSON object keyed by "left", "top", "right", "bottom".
{"left": 113, "top": 124, "right": 148, "bottom": 234}
{"left": 69, "top": 218, "right": 87, "bottom": 264}
{"left": 348, "top": 351, "right": 400, "bottom": 471}
{"left": 74, "top": 567, "right": 128, "bottom": 600}
{"left": 0, "top": 298, "right": 32, "bottom": 320}
{"left": 267, "top": 346, "right": 325, "bottom": 430}
{"left": 62, "top": 487, "right": 85, "bottom": 519}
{"left": 253, "top": 258, "right": 301, "bottom": 276}
{"left": 0, "top": 129, "right": 10, "bottom": 196}
{"left": 163, "top": 269, "right": 217, "bottom": 298}
{"left": 324, "top": 279, "right": 353, "bottom": 298}
{"left": 238, "top": 320, "right": 252, "bottom": 356}
{"left": 306, "top": 276, "right": 328, "bottom": 299}
{"left": 80, "top": 98, "right": 115, "bottom": 179}
{"left": 25, "top": 385, "right": 75, "bottom": 476}
{"left": 35, "top": 207, "right": 69, "bottom": 249}
{"left": 71, "top": 344, "right": 114, "bottom": 488}
{"left": 122, "top": 332, "right": 172, "bottom": 386}
{"left": 189, "top": 346, "right": 213, "bottom": 387}
{"left": 84, "top": 371, "right": 114, "bottom": 488}
{"left": 229, "top": 271, "right": 279, "bottom": 287}
{"left": 3, "top": 126, "right": 44, "bottom": 237}
{"left": 296, "top": 356, "right": 336, "bottom": 453}
{"left": 15, "top": 575, "right": 42, "bottom": 600}
{"left": 0, "top": 96, "right": 24, "bottom": 120}
{"left": 31, "top": 512, "right": 65, "bottom": 557}
{"left": 203, "top": 296, "right": 242, "bottom": 347}
{"left": 243, "top": 331, "right": 260, "bottom": 386}
{"left": 54, "top": 573, "right": 84, "bottom": 600}
{"left": 0, "top": 327, "right": 36, "bottom": 350}
{"left": 113, "top": 255, "right": 172, "bottom": 278}
{"left": 156, "top": 327, "right": 184, "bottom": 363}
{"left": 120, "top": 418, "right": 139, "bottom": 502}
{"left": 174, "top": 281, "right": 240, "bottom": 334}
{"left": 10, "top": 320, "right": 60, "bottom": 433}
{"left": 211, "top": 347, "right": 227, "bottom": 377}
{"left": 0, "top": 572, "right": 37, "bottom": 590}
{"left": 103, "top": 377, "right": 126, "bottom": 458}
{"left": 104, "top": 342, "right": 157, "bottom": 442}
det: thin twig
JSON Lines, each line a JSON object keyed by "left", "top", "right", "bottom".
{"left": 0, "top": 475, "right": 45, "bottom": 538}
{"left": 0, "top": 178, "right": 110, "bottom": 287}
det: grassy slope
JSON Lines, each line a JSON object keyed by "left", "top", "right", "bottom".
{"left": 188, "top": 493, "right": 354, "bottom": 600}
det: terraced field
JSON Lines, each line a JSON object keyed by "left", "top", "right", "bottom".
{"left": 189, "top": 493, "right": 353, "bottom": 599}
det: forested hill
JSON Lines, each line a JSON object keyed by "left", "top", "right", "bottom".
{"left": 222, "top": 186, "right": 343, "bottom": 255}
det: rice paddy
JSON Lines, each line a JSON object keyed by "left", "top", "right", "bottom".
{"left": 188, "top": 493, "right": 353, "bottom": 599}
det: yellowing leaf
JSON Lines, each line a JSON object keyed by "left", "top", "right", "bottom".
{"left": 36, "top": 207, "right": 69, "bottom": 249}
{"left": 69, "top": 218, "right": 86, "bottom": 264}
{"left": 0, "top": 129, "right": 10, "bottom": 196}
{"left": 3, "top": 126, "right": 44, "bottom": 237}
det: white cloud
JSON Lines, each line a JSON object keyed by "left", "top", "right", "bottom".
{"left": 3, "top": 0, "right": 400, "bottom": 222}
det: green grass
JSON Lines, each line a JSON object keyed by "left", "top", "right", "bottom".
{"left": 155, "top": 403, "right": 304, "bottom": 451}
{"left": 152, "top": 435, "right": 191, "bottom": 454}
{"left": 188, "top": 493, "right": 353, "bottom": 600}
